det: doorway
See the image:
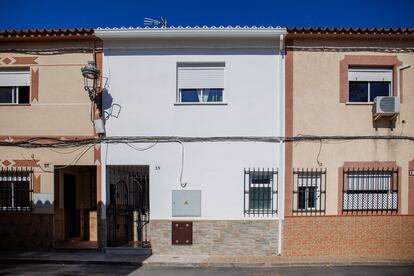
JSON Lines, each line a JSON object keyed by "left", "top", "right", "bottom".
{"left": 64, "top": 174, "right": 80, "bottom": 239}
{"left": 107, "top": 165, "right": 150, "bottom": 248}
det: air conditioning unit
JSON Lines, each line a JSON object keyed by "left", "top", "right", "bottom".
{"left": 373, "top": 96, "right": 400, "bottom": 120}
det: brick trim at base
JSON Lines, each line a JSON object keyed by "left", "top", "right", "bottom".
{"left": 284, "top": 215, "right": 414, "bottom": 257}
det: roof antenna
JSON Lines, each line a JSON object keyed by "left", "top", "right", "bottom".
{"left": 144, "top": 17, "right": 167, "bottom": 28}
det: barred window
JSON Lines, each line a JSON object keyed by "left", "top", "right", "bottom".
{"left": 342, "top": 168, "right": 398, "bottom": 214}
{"left": 0, "top": 168, "right": 33, "bottom": 212}
{"left": 244, "top": 169, "right": 278, "bottom": 216}
{"left": 293, "top": 169, "right": 326, "bottom": 215}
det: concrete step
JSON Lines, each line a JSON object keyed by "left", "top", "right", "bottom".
{"left": 104, "top": 247, "right": 152, "bottom": 256}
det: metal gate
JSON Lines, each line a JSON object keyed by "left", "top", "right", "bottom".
{"left": 107, "top": 166, "right": 150, "bottom": 247}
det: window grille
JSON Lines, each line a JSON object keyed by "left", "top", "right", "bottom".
{"left": 293, "top": 168, "right": 326, "bottom": 215}
{"left": 0, "top": 167, "right": 33, "bottom": 212}
{"left": 244, "top": 168, "right": 278, "bottom": 217}
{"left": 342, "top": 167, "right": 398, "bottom": 214}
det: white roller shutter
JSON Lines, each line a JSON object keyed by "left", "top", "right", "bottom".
{"left": 178, "top": 63, "right": 224, "bottom": 89}
{"left": 348, "top": 68, "right": 392, "bottom": 82}
{"left": 0, "top": 70, "right": 30, "bottom": 86}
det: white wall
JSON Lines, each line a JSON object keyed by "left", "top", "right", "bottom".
{"left": 102, "top": 41, "right": 283, "bottom": 220}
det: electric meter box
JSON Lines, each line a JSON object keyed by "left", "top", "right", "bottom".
{"left": 172, "top": 190, "right": 201, "bottom": 217}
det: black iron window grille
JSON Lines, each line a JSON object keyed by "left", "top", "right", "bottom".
{"left": 342, "top": 167, "right": 398, "bottom": 214}
{"left": 0, "top": 167, "right": 33, "bottom": 212}
{"left": 244, "top": 168, "right": 278, "bottom": 216}
{"left": 293, "top": 168, "right": 326, "bottom": 215}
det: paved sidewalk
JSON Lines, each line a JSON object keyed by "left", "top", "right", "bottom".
{"left": 143, "top": 254, "right": 414, "bottom": 268}
{"left": 0, "top": 251, "right": 148, "bottom": 266}
{"left": 1, "top": 251, "right": 413, "bottom": 268}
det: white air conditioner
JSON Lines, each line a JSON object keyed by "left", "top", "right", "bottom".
{"left": 373, "top": 96, "right": 400, "bottom": 120}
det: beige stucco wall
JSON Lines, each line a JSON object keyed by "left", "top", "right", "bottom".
{"left": 291, "top": 39, "right": 414, "bottom": 215}
{"left": 0, "top": 40, "right": 96, "bottom": 136}
{"left": 0, "top": 40, "right": 99, "bottom": 212}
{"left": 0, "top": 145, "right": 97, "bottom": 213}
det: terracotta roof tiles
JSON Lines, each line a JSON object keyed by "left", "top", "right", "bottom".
{"left": 287, "top": 27, "right": 414, "bottom": 35}
{"left": 0, "top": 28, "right": 95, "bottom": 40}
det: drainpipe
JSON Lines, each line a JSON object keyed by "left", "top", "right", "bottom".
{"left": 277, "top": 33, "right": 285, "bottom": 256}
{"left": 101, "top": 143, "right": 107, "bottom": 249}
{"left": 397, "top": 65, "right": 410, "bottom": 98}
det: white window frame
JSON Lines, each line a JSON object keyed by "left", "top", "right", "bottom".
{"left": 348, "top": 68, "right": 392, "bottom": 103}
{"left": 0, "top": 69, "right": 31, "bottom": 105}
{"left": 297, "top": 174, "right": 321, "bottom": 211}
{"left": 247, "top": 171, "right": 276, "bottom": 213}
{"left": 176, "top": 62, "right": 225, "bottom": 105}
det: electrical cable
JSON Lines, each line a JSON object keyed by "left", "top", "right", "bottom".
{"left": 33, "top": 144, "right": 96, "bottom": 173}
{"left": 126, "top": 142, "right": 158, "bottom": 151}
{"left": 124, "top": 140, "right": 187, "bottom": 188}
{"left": 316, "top": 139, "right": 323, "bottom": 167}
{"left": 0, "top": 47, "right": 102, "bottom": 55}
{"left": 285, "top": 45, "right": 414, "bottom": 53}
{"left": 1, "top": 135, "right": 414, "bottom": 148}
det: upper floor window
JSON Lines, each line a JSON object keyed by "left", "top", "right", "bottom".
{"left": 0, "top": 69, "right": 30, "bottom": 105}
{"left": 348, "top": 68, "right": 392, "bottom": 103}
{"left": 177, "top": 63, "right": 224, "bottom": 103}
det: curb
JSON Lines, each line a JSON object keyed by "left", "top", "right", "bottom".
{"left": 142, "top": 261, "right": 414, "bottom": 268}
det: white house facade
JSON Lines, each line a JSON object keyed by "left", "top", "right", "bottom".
{"left": 96, "top": 27, "right": 286, "bottom": 255}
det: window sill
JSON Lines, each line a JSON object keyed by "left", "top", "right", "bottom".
{"left": 0, "top": 104, "right": 31, "bottom": 106}
{"left": 345, "top": 102, "right": 373, "bottom": 106}
{"left": 174, "top": 102, "right": 228, "bottom": 106}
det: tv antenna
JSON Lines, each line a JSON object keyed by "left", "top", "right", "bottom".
{"left": 144, "top": 17, "right": 168, "bottom": 28}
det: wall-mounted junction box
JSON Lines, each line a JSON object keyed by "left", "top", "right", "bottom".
{"left": 172, "top": 190, "right": 201, "bottom": 217}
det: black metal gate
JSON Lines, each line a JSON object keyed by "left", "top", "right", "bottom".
{"left": 107, "top": 166, "right": 150, "bottom": 247}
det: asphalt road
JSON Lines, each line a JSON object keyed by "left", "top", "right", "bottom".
{"left": 0, "top": 264, "right": 413, "bottom": 276}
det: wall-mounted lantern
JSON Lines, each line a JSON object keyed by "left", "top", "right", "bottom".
{"left": 81, "top": 61, "right": 100, "bottom": 101}
{"left": 81, "top": 60, "right": 105, "bottom": 135}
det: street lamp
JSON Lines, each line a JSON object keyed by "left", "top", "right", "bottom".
{"left": 81, "top": 60, "right": 105, "bottom": 135}
{"left": 81, "top": 61, "right": 100, "bottom": 101}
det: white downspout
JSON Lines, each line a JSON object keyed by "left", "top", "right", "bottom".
{"left": 397, "top": 65, "right": 410, "bottom": 98}
{"left": 277, "top": 33, "right": 285, "bottom": 256}
{"left": 101, "top": 143, "right": 107, "bottom": 248}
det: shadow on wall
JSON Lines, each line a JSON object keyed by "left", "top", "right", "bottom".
{"left": 102, "top": 88, "right": 122, "bottom": 121}
{"left": 372, "top": 117, "right": 397, "bottom": 129}
{"left": 33, "top": 200, "right": 53, "bottom": 209}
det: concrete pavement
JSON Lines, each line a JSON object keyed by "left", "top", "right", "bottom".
{"left": 1, "top": 263, "right": 414, "bottom": 276}
{"left": 0, "top": 251, "right": 413, "bottom": 268}
{"left": 143, "top": 254, "right": 414, "bottom": 268}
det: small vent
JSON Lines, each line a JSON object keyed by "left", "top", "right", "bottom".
{"left": 379, "top": 97, "right": 396, "bottom": 113}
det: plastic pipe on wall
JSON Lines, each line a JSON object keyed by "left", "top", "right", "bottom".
{"left": 277, "top": 34, "right": 285, "bottom": 256}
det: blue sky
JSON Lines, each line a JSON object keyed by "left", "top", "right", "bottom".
{"left": 0, "top": 0, "right": 413, "bottom": 30}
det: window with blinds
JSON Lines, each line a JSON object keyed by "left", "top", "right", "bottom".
{"left": 348, "top": 68, "right": 392, "bottom": 103}
{"left": 0, "top": 69, "right": 31, "bottom": 104}
{"left": 177, "top": 63, "right": 225, "bottom": 103}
